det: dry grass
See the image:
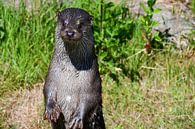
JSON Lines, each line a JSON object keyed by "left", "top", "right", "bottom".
{"left": 0, "top": 83, "right": 49, "bottom": 129}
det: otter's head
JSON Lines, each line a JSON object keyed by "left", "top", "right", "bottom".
{"left": 57, "top": 8, "right": 93, "bottom": 43}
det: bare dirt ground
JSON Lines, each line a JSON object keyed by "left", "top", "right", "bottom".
{"left": 0, "top": 83, "right": 49, "bottom": 129}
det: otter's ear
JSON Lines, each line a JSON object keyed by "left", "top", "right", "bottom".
{"left": 57, "top": 11, "right": 62, "bottom": 20}
{"left": 89, "top": 15, "right": 93, "bottom": 25}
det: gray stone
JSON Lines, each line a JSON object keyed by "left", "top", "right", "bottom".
{"left": 128, "top": 0, "right": 195, "bottom": 49}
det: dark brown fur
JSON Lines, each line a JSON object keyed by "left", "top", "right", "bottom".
{"left": 43, "top": 8, "right": 105, "bottom": 129}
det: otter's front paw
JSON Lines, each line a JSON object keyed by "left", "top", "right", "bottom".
{"left": 69, "top": 117, "right": 83, "bottom": 129}
{"left": 44, "top": 101, "right": 61, "bottom": 122}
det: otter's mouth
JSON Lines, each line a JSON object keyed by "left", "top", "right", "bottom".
{"left": 60, "top": 29, "right": 82, "bottom": 42}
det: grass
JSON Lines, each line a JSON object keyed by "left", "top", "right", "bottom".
{"left": 102, "top": 48, "right": 195, "bottom": 129}
{"left": 0, "top": 0, "right": 57, "bottom": 95}
{"left": 0, "top": 0, "right": 195, "bottom": 128}
{"left": 192, "top": 0, "right": 195, "bottom": 13}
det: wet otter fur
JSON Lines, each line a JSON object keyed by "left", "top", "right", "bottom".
{"left": 43, "top": 8, "right": 105, "bottom": 129}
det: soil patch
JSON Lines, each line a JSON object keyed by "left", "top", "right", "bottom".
{"left": 0, "top": 83, "right": 49, "bottom": 129}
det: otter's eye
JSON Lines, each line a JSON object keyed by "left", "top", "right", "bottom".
{"left": 76, "top": 20, "right": 83, "bottom": 28}
{"left": 76, "top": 20, "right": 80, "bottom": 25}
{"left": 63, "top": 20, "right": 68, "bottom": 26}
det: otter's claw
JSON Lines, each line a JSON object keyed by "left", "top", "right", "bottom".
{"left": 44, "top": 102, "right": 61, "bottom": 123}
{"left": 69, "top": 117, "right": 83, "bottom": 129}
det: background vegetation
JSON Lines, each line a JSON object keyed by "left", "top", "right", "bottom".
{"left": 0, "top": 0, "right": 194, "bottom": 128}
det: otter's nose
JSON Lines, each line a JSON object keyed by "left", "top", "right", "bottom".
{"left": 66, "top": 30, "right": 75, "bottom": 37}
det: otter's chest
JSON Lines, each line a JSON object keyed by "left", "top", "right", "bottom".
{"left": 55, "top": 61, "right": 94, "bottom": 96}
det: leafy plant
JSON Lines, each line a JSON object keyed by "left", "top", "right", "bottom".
{"left": 93, "top": 2, "right": 134, "bottom": 80}
{"left": 139, "top": 0, "right": 163, "bottom": 52}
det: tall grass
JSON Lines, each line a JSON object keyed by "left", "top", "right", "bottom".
{"left": 0, "top": 0, "right": 57, "bottom": 94}
{"left": 192, "top": 0, "right": 195, "bottom": 13}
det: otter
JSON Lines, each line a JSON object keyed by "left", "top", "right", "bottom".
{"left": 43, "top": 8, "right": 105, "bottom": 129}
